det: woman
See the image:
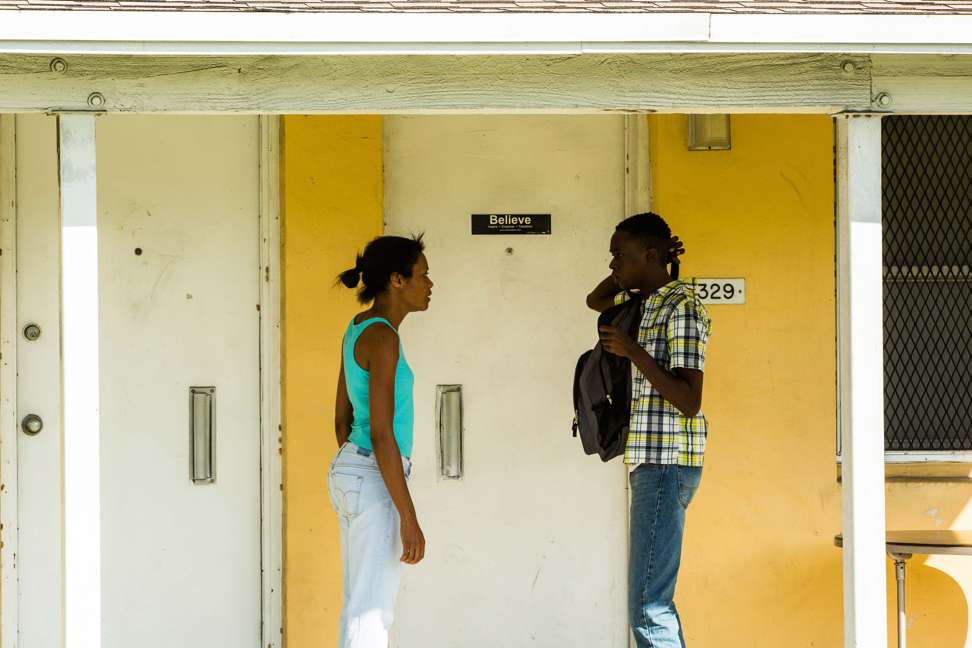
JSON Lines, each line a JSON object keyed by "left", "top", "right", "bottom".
{"left": 329, "top": 234, "right": 432, "bottom": 648}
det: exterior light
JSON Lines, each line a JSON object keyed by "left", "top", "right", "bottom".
{"left": 687, "top": 114, "right": 731, "bottom": 151}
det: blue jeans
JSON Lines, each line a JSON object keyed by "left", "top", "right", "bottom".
{"left": 628, "top": 463, "right": 702, "bottom": 648}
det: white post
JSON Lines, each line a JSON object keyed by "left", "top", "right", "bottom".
{"left": 58, "top": 114, "right": 102, "bottom": 648}
{"left": 837, "top": 114, "right": 887, "bottom": 648}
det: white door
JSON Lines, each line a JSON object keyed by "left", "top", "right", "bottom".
{"left": 96, "top": 114, "right": 262, "bottom": 648}
{"left": 15, "top": 114, "right": 66, "bottom": 648}
{"left": 385, "top": 115, "right": 629, "bottom": 647}
{"left": 14, "top": 114, "right": 262, "bottom": 648}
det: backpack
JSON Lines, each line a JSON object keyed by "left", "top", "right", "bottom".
{"left": 571, "top": 293, "right": 645, "bottom": 462}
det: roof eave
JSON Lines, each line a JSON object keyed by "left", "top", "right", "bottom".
{"left": 3, "top": 11, "right": 972, "bottom": 56}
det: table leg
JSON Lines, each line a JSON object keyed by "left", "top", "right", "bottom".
{"left": 891, "top": 553, "right": 912, "bottom": 648}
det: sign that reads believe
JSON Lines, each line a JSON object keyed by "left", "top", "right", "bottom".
{"left": 471, "top": 213, "right": 551, "bottom": 235}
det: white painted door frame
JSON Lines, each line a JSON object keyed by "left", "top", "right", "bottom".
{"left": 0, "top": 114, "right": 21, "bottom": 648}
{"left": 836, "top": 114, "right": 888, "bottom": 648}
{"left": 0, "top": 113, "right": 284, "bottom": 648}
{"left": 622, "top": 113, "right": 651, "bottom": 648}
{"left": 258, "top": 114, "right": 284, "bottom": 648}
{"left": 59, "top": 112, "right": 102, "bottom": 648}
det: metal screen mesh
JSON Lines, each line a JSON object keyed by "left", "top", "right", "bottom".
{"left": 883, "top": 116, "right": 972, "bottom": 452}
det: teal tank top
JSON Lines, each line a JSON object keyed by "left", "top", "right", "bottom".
{"left": 343, "top": 317, "right": 414, "bottom": 457}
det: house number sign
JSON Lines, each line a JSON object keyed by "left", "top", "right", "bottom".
{"left": 691, "top": 278, "right": 746, "bottom": 304}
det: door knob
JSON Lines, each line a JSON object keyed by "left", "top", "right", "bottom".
{"left": 21, "top": 414, "right": 43, "bottom": 436}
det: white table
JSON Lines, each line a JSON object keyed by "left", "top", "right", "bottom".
{"left": 835, "top": 530, "right": 972, "bottom": 648}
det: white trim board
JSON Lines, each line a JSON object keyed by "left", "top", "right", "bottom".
{"left": 258, "top": 114, "right": 283, "bottom": 648}
{"left": 0, "top": 114, "right": 20, "bottom": 648}
{"left": 4, "top": 12, "right": 972, "bottom": 55}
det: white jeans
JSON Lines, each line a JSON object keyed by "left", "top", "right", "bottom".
{"left": 328, "top": 443, "right": 412, "bottom": 648}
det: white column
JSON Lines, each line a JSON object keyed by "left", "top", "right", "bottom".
{"left": 837, "top": 114, "right": 887, "bottom": 648}
{"left": 59, "top": 114, "right": 102, "bottom": 648}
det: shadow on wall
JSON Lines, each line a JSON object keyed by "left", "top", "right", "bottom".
{"left": 885, "top": 480, "right": 972, "bottom": 648}
{"left": 894, "top": 557, "right": 968, "bottom": 648}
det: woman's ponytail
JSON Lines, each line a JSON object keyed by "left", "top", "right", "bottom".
{"left": 337, "top": 255, "right": 364, "bottom": 288}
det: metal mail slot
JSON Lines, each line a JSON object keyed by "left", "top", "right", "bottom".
{"left": 436, "top": 385, "right": 463, "bottom": 480}
{"left": 190, "top": 386, "right": 216, "bottom": 484}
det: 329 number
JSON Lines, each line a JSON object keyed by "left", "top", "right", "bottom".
{"left": 696, "top": 282, "right": 735, "bottom": 300}
{"left": 692, "top": 278, "right": 745, "bottom": 304}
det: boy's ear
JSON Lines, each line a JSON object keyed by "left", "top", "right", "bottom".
{"left": 389, "top": 272, "right": 405, "bottom": 288}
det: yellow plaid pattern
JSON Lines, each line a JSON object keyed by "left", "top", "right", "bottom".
{"left": 616, "top": 280, "right": 711, "bottom": 466}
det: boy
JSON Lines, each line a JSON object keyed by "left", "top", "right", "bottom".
{"left": 586, "top": 212, "right": 712, "bottom": 648}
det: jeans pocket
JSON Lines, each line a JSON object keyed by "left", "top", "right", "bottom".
{"left": 676, "top": 467, "right": 702, "bottom": 509}
{"left": 329, "top": 470, "right": 364, "bottom": 518}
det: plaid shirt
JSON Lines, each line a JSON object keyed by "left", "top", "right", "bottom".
{"left": 616, "top": 280, "right": 712, "bottom": 466}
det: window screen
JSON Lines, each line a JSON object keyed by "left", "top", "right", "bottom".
{"left": 883, "top": 116, "right": 972, "bottom": 452}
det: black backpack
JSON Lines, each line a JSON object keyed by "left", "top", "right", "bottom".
{"left": 571, "top": 293, "right": 645, "bottom": 461}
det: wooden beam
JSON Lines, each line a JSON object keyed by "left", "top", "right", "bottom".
{"left": 872, "top": 54, "right": 972, "bottom": 113}
{"left": 0, "top": 53, "right": 871, "bottom": 114}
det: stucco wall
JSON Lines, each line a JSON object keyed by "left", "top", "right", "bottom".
{"left": 281, "top": 115, "right": 383, "bottom": 648}
{"left": 650, "top": 114, "right": 971, "bottom": 648}
{"left": 648, "top": 113, "right": 845, "bottom": 647}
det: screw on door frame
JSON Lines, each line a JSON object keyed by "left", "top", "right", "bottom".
{"left": 21, "top": 414, "right": 43, "bottom": 436}
{"left": 23, "top": 323, "right": 41, "bottom": 341}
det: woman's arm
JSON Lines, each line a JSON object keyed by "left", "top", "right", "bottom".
{"left": 363, "top": 325, "right": 426, "bottom": 565}
{"left": 334, "top": 357, "right": 353, "bottom": 447}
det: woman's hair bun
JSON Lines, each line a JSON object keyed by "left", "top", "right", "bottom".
{"left": 338, "top": 260, "right": 362, "bottom": 289}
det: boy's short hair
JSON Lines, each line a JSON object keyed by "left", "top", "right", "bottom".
{"left": 616, "top": 212, "right": 672, "bottom": 263}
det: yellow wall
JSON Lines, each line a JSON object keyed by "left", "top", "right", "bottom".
{"left": 282, "top": 115, "right": 383, "bottom": 648}
{"left": 649, "top": 114, "right": 844, "bottom": 647}
{"left": 650, "top": 114, "right": 971, "bottom": 648}
{"left": 280, "top": 113, "right": 972, "bottom": 647}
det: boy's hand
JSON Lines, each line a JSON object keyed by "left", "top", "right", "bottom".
{"left": 599, "top": 325, "right": 639, "bottom": 359}
{"left": 669, "top": 236, "right": 685, "bottom": 262}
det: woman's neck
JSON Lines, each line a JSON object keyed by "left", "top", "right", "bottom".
{"left": 367, "top": 297, "right": 407, "bottom": 329}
